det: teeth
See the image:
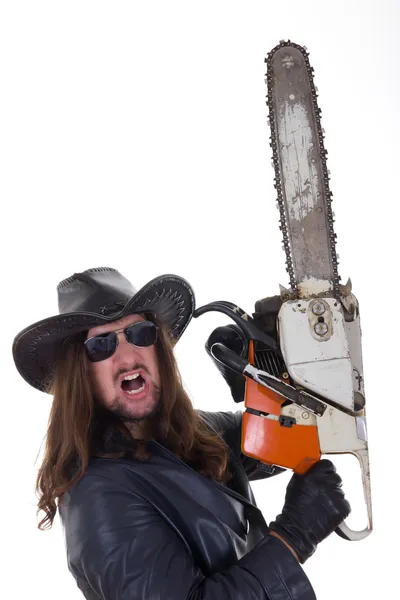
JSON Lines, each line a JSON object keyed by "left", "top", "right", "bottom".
{"left": 122, "top": 372, "right": 145, "bottom": 396}
{"left": 123, "top": 373, "right": 140, "bottom": 381}
{"left": 126, "top": 383, "right": 145, "bottom": 395}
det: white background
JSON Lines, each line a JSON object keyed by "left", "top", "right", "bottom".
{"left": 1, "top": 1, "right": 398, "bottom": 598}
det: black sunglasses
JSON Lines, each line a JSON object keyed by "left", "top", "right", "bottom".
{"left": 84, "top": 321, "right": 159, "bottom": 362}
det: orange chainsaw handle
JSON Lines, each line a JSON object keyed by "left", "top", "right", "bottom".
{"left": 242, "top": 341, "right": 321, "bottom": 474}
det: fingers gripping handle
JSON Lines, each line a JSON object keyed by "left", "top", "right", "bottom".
{"left": 335, "top": 448, "right": 373, "bottom": 541}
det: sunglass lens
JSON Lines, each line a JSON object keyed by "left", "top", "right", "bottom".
{"left": 85, "top": 332, "right": 117, "bottom": 362}
{"left": 126, "top": 321, "right": 158, "bottom": 347}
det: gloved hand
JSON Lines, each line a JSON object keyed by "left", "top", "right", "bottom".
{"left": 268, "top": 459, "right": 351, "bottom": 563}
{"left": 205, "top": 324, "right": 248, "bottom": 403}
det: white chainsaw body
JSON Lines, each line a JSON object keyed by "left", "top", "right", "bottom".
{"left": 277, "top": 287, "right": 372, "bottom": 538}
{"left": 278, "top": 294, "right": 365, "bottom": 413}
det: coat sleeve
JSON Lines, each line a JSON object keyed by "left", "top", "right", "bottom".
{"left": 197, "top": 409, "right": 286, "bottom": 481}
{"left": 60, "top": 470, "right": 316, "bottom": 600}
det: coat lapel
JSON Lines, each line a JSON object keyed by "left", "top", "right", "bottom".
{"left": 148, "top": 438, "right": 268, "bottom": 531}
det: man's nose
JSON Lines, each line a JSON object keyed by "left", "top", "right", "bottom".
{"left": 115, "top": 330, "right": 141, "bottom": 358}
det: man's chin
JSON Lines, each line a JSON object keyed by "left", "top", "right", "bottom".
{"left": 116, "top": 394, "right": 161, "bottom": 423}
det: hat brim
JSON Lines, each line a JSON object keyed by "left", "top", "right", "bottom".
{"left": 12, "top": 274, "right": 195, "bottom": 393}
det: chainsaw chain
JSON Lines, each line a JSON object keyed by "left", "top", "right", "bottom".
{"left": 265, "top": 40, "right": 341, "bottom": 299}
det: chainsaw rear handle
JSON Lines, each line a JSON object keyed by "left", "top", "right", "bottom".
{"left": 211, "top": 342, "right": 372, "bottom": 542}
{"left": 211, "top": 342, "right": 247, "bottom": 374}
{"left": 193, "top": 301, "right": 280, "bottom": 353}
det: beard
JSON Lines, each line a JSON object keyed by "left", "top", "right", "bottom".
{"left": 108, "top": 383, "right": 162, "bottom": 423}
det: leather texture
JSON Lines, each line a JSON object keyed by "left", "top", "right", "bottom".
{"left": 205, "top": 324, "right": 248, "bottom": 403}
{"left": 59, "top": 410, "right": 317, "bottom": 599}
{"left": 269, "top": 459, "right": 351, "bottom": 564}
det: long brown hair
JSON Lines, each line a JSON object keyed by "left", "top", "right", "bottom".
{"left": 36, "top": 318, "right": 232, "bottom": 530}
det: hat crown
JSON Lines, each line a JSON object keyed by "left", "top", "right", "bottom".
{"left": 57, "top": 267, "right": 138, "bottom": 316}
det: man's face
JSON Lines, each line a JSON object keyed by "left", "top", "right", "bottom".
{"left": 86, "top": 313, "right": 161, "bottom": 427}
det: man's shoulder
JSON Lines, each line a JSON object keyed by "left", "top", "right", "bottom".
{"left": 196, "top": 408, "right": 242, "bottom": 430}
{"left": 63, "top": 457, "right": 139, "bottom": 504}
{"left": 196, "top": 408, "right": 243, "bottom": 451}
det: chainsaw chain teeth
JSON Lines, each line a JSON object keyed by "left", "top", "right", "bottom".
{"left": 265, "top": 40, "right": 341, "bottom": 299}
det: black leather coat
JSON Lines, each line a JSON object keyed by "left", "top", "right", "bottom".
{"left": 59, "top": 410, "right": 317, "bottom": 599}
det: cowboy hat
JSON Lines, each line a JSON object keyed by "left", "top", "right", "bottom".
{"left": 12, "top": 267, "right": 195, "bottom": 393}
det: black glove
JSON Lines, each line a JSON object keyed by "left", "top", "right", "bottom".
{"left": 205, "top": 324, "right": 248, "bottom": 403}
{"left": 268, "top": 459, "right": 351, "bottom": 563}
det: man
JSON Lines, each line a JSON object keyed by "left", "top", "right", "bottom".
{"left": 13, "top": 267, "right": 350, "bottom": 600}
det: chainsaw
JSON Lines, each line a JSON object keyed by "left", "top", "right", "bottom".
{"left": 194, "top": 40, "right": 372, "bottom": 542}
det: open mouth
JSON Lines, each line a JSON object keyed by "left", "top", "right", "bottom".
{"left": 120, "top": 372, "right": 147, "bottom": 396}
